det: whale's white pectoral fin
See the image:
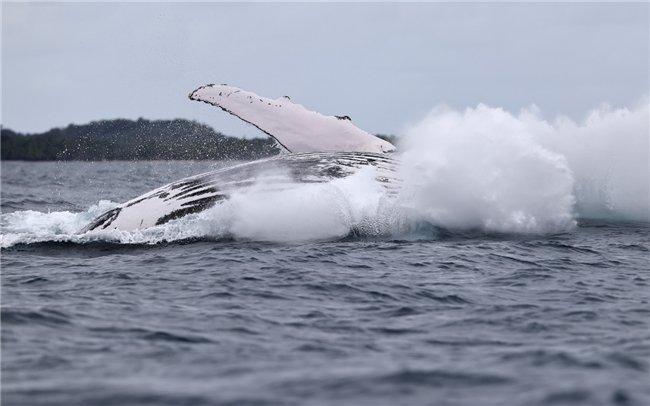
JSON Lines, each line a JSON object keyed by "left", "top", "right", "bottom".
{"left": 188, "top": 84, "right": 396, "bottom": 154}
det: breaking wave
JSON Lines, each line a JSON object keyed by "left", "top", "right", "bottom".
{"left": 1, "top": 101, "right": 647, "bottom": 247}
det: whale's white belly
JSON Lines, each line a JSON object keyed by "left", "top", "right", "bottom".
{"left": 80, "top": 152, "right": 398, "bottom": 233}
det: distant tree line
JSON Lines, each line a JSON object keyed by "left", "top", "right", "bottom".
{"left": 0, "top": 118, "right": 280, "bottom": 161}
{"left": 1, "top": 118, "right": 399, "bottom": 161}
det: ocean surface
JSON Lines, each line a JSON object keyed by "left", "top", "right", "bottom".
{"left": 1, "top": 160, "right": 649, "bottom": 406}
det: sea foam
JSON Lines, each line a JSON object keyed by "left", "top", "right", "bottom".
{"left": 1, "top": 101, "right": 647, "bottom": 247}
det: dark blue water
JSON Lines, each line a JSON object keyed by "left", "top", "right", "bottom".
{"left": 2, "top": 161, "right": 649, "bottom": 406}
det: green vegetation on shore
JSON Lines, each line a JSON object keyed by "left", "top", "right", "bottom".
{"left": 1, "top": 118, "right": 280, "bottom": 161}
{"left": 1, "top": 118, "right": 398, "bottom": 161}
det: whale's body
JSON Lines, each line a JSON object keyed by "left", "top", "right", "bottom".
{"left": 81, "top": 85, "right": 397, "bottom": 233}
{"left": 81, "top": 152, "right": 398, "bottom": 232}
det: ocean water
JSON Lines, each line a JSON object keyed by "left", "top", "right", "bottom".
{"left": 2, "top": 103, "right": 649, "bottom": 405}
{"left": 1, "top": 160, "right": 649, "bottom": 406}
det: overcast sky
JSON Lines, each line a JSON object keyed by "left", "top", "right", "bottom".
{"left": 2, "top": 2, "right": 648, "bottom": 137}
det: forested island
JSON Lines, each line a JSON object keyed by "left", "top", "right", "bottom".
{"left": 0, "top": 119, "right": 281, "bottom": 160}
{"left": 1, "top": 119, "right": 398, "bottom": 161}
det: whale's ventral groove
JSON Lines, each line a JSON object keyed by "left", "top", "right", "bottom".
{"left": 80, "top": 152, "right": 399, "bottom": 233}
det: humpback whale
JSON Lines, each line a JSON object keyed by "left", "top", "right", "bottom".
{"left": 80, "top": 84, "right": 398, "bottom": 233}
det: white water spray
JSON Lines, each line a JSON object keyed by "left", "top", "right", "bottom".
{"left": 1, "top": 101, "right": 647, "bottom": 247}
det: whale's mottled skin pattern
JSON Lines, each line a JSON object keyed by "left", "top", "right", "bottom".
{"left": 80, "top": 152, "right": 398, "bottom": 232}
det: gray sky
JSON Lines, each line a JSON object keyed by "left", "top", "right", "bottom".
{"left": 2, "top": 2, "right": 648, "bottom": 137}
